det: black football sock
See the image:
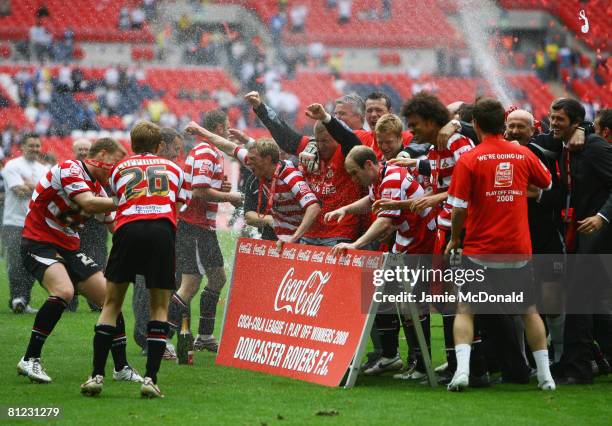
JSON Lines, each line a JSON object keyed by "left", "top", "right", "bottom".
{"left": 24, "top": 296, "right": 68, "bottom": 359}
{"left": 92, "top": 324, "right": 116, "bottom": 377}
{"left": 443, "top": 314, "right": 457, "bottom": 372}
{"left": 145, "top": 321, "right": 169, "bottom": 384}
{"left": 198, "top": 288, "right": 220, "bottom": 336}
{"left": 111, "top": 312, "right": 128, "bottom": 372}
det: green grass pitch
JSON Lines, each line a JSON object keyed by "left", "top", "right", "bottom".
{"left": 0, "top": 231, "right": 610, "bottom": 425}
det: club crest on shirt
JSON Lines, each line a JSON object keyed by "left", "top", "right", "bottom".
{"left": 68, "top": 163, "right": 82, "bottom": 178}
{"left": 494, "top": 162, "right": 513, "bottom": 188}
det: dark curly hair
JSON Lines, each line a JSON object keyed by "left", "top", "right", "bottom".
{"left": 400, "top": 92, "right": 449, "bottom": 127}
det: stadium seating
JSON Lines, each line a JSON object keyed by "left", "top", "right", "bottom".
{"left": 499, "top": 0, "right": 610, "bottom": 51}
{"left": 222, "top": 0, "right": 464, "bottom": 48}
{"left": 0, "top": 0, "right": 153, "bottom": 43}
{"left": 571, "top": 78, "right": 612, "bottom": 107}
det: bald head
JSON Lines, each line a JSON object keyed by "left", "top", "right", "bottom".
{"left": 505, "top": 109, "right": 535, "bottom": 146}
{"left": 72, "top": 138, "right": 92, "bottom": 161}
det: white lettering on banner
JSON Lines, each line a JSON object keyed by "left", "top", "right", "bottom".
{"left": 351, "top": 255, "right": 365, "bottom": 267}
{"left": 324, "top": 254, "right": 337, "bottom": 265}
{"left": 233, "top": 336, "right": 286, "bottom": 367}
{"left": 267, "top": 246, "right": 280, "bottom": 257}
{"left": 239, "top": 242, "right": 252, "bottom": 254}
{"left": 338, "top": 254, "right": 352, "bottom": 266}
{"left": 253, "top": 244, "right": 266, "bottom": 256}
{"left": 282, "top": 248, "right": 297, "bottom": 260}
{"left": 297, "top": 249, "right": 312, "bottom": 261}
{"left": 232, "top": 337, "right": 334, "bottom": 376}
{"left": 274, "top": 268, "right": 331, "bottom": 317}
{"left": 311, "top": 251, "right": 325, "bottom": 263}
{"left": 366, "top": 256, "right": 380, "bottom": 269}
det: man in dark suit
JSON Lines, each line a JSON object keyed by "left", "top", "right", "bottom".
{"left": 550, "top": 99, "right": 612, "bottom": 384}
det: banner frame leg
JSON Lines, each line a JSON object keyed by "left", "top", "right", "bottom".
{"left": 218, "top": 237, "right": 242, "bottom": 349}
{"left": 343, "top": 271, "right": 385, "bottom": 389}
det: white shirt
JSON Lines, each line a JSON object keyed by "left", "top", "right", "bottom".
{"left": 2, "top": 156, "right": 49, "bottom": 227}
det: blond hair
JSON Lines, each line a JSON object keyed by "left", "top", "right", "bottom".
{"left": 252, "top": 138, "right": 280, "bottom": 163}
{"left": 130, "top": 121, "right": 161, "bottom": 153}
{"left": 375, "top": 113, "right": 403, "bottom": 137}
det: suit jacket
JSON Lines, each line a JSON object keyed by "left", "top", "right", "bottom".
{"left": 561, "top": 135, "right": 612, "bottom": 253}
{"left": 526, "top": 141, "right": 564, "bottom": 253}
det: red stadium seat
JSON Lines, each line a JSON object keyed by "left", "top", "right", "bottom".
{"left": 0, "top": 0, "right": 153, "bottom": 43}
{"left": 0, "top": 43, "right": 11, "bottom": 58}
{"left": 73, "top": 44, "right": 85, "bottom": 60}
{"left": 217, "top": 0, "right": 465, "bottom": 48}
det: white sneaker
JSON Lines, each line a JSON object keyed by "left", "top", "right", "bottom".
{"left": 141, "top": 377, "right": 164, "bottom": 398}
{"left": 163, "top": 342, "right": 177, "bottom": 360}
{"left": 24, "top": 305, "right": 38, "bottom": 314}
{"left": 363, "top": 355, "right": 403, "bottom": 375}
{"left": 393, "top": 369, "right": 427, "bottom": 380}
{"left": 538, "top": 378, "right": 556, "bottom": 391}
{"left": 17, "top": 357, "right": 52, "bottom": 383}
{"left": 113, "top": 365, "right": 144, "bottom": 383}
{"left": 81, "top": 375, "right": 104, "bottom": 396}
{"left": 447, "top": 372, "right": 469, "bottom": 391}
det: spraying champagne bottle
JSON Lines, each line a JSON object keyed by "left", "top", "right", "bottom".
{"left": 176, "top": 315, "right": 194, "bottom": 365}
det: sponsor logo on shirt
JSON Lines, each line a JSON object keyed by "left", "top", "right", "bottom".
{"left": 494, "top": 162, "right": 513, "bottom": 188}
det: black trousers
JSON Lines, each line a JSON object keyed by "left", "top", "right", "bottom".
{"left": 561, "top": 229, "right": 612, "bottom": 380}
{"left": 561, "top": 252, "right": 612, "bottom": 380}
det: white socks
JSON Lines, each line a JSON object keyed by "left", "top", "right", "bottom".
{"left": 533, "top": 349, "right": 553, "bottom": 384}
{"left": 455, "top": 343, "right": 471, "bottom": 377}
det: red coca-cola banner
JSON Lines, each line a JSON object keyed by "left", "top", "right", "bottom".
{"left": 216, "top": 238, "right": 383, "bottom": 387}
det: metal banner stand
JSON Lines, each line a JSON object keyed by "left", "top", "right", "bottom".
{"left": 217, "top": 238, "right": 242, "bottom": 349}
{"left": 343, "top": 272, "right": 385, "bottom": 389}
{"left": 344, "top": 253, "right": 437, "bottom": 388}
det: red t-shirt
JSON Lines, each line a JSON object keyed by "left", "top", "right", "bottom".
{"left": 180, "top": 141, "right": 224, "bottom": 230}
{"left": 299, "top": 145, "right": 362, "bottom": 240}
{"left": 447, "top": 135, "right": 552, "bottom": 259}
{"left": 110, "top": 154, "right": 189, "bottom": 231}
{"left": 369, "top": 164, "right": 436, "bottom": 254}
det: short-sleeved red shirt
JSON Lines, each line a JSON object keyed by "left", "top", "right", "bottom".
{"left": 447, "top": 135, "right": 552, "bottom": 259}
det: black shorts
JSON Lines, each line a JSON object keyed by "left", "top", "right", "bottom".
{"left": 21, "top": 238, "right": 101, "bottom": 287}
{"left": 458, "top": 257, "right": 536, "bottom": 314}
{"left": 532, "top": 253, "right": 565, "bottom": 284}
{"left": 105, "top": 219, "right": 176, "bottom": 290}
{"left": 176, "top": 220, "right": 224, "bottom": 275}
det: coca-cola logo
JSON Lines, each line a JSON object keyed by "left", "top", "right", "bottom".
{"left": 267, "top": 246, "right": 280, "bottom": 257}
{"left": 352, "top": 255, "right": 365, "bottom": 267}
{"left": 366, "top": 256, "right": 380, "bottom": 269}
{"left": 311, "top": 251, "right": 325, "bottom": 263}
{"left": 325, "top": 254, "right": 337, "bottom": 265}
{"left": 253, "top": 244, "right": 266, "bottom": 256}
{"left": 274, "top": 268, "right": 330, "bottom": 317}
{"left": 239, "top": 242, "right": 252, "bottom": 254}
{"left": 338, "top": 254, "right": 352, "bottom": 266}
{"left": 297, "top": 249, "right": 312, "bottom": 261}
{"left": 282, "top": 248, "right": 297, "bottom": 260}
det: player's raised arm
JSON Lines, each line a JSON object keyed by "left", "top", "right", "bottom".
{"left": 184, "top": 121, "right": 239, "bottom": 158}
